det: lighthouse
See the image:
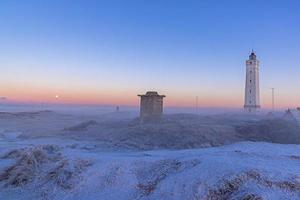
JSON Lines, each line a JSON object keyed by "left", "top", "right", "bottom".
{"left": 244, "top": 51, "right": 261, "bottom": 112}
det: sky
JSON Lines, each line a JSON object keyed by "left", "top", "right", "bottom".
{"left": 0, "top": 0, "right": 300, "bottom": 108}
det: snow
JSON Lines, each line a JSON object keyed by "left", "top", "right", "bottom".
{"left": 0, "top": 107, "right": 299, "bottom": 199}
{"left": 0, "top": 139, "right": 299, "bottom": 200}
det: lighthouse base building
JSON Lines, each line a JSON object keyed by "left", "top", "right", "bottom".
{"left": 138, "top": 91, "right": 165, "bottom": 121}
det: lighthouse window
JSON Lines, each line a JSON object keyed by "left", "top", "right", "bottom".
{"left": 250, "top": 90, "right": 251, "bottom": 93}
{"left": 250, "top": 80, "right": 252, "bottom": 83}
{"left": 250, "top": 71, "right": 252, "bottom": 73}
{"left": 249, "top": 101, "right": 252, "bottom": 104}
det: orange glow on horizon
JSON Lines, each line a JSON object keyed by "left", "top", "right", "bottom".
{"left": 2, "top": 92, "right": 297, "bottom": 109}
{"left": 1, "top": 83, "right": 298, "bottom": 109}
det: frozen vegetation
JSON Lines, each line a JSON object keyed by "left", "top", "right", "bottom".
{"left": 0, "top": 105, "right": 299, "bottom": 199}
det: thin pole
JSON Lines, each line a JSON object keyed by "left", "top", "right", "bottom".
{"left": 271, "top": 88, "right": 275, "bottom": 111}
{"left": 196, "top": 96, "right": 199, "bottom": 113}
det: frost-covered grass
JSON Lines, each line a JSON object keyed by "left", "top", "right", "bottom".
{"left": 0, "top": 140, "right": 299, "bottom": 200}
{"left": 0, "top": 144, "right": 92, "bottom": 199}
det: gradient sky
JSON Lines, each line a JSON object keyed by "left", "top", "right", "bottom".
{"left": 0, "top": 0, "right": 300, "bottom": 108}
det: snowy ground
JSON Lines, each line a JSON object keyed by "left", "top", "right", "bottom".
{"left": 0, "top": 106, "right": 299, "bottom": 199}
{"left": 0, "top": 139, "right": 299, "bottom": 200}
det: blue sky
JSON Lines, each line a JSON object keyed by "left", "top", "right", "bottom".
{"left": 0, "top": 0, "right": 299, "bottom": 108}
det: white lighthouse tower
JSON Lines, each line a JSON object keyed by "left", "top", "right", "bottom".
{"left": 244, "top": 51, "right": 261, "bottom": 112}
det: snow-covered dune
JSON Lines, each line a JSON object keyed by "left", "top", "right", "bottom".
{"left": 0, "top": 140, "right": 299, "bottom": 200}
{"left": 0, "top": 111, "right": 299, "bottom": 149}
{"left": 0, "top": 110, "right": 300, "bottom": 199}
